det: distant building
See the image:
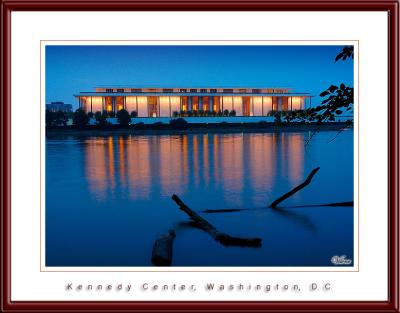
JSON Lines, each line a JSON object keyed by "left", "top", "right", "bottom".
{"left": 75, "top": 87, "right": 312, "bottom": 117}
{"left": 46, "top": 101, "right": 73, "bottom": 112}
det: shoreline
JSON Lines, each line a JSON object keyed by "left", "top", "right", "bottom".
{"left": 46, "top": 122, "right": 352, "bottom": 137}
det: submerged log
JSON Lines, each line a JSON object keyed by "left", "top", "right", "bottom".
{"left": 202, "top": 201, "right": 353, "bottom": 214}
{"left": 171, "top": 194, "right": 261, "bottom": 247}
{"left": 151, "top": 230, "right": 176, "bottom": 266}
{"left": 285, "top": 201, "right": 354, "bottom": 208}
{"left": 269, "top": 167, "right": 320, "bottom": 209}
{"left": 201, "top": 208, "right": 248, "bottom": 214}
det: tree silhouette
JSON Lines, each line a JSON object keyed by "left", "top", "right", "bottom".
{"left": 55, "top": 111, "right": 68, "bottom": 126}
{"left": 287, "top": 46, "right": 354, "bottom": 125}
{"left": 94, "top": 111, "right": 108, "bottom": 125}
{"left": 72, "top": 109, "right": 89, "bottom": 127}
{"left": 335, "top": 46, "right": 354, "bottom": 62}
{"left": 45, "top": 110, "right": 55, "bottom": 126}
{"left": 116, "top": 109, "right": 131, "bottom": 126}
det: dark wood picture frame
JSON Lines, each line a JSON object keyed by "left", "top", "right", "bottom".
{"left": 1, "top": 0, "right": 399, "bottom": 312}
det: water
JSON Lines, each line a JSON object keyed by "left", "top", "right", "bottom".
{"left": 45, "top": 130, "right": 354, "bottom": 267}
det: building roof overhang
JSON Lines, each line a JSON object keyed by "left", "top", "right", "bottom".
{"left": 74, "top": 92, "right": 313, "bottom": 97}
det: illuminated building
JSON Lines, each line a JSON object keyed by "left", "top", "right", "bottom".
{"left": 75, "top": 87, "right": 311, "bottom": 117}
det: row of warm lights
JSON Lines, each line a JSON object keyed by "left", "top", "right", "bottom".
{"left": 82, "top": 96, "right": 304, "bottom": 116}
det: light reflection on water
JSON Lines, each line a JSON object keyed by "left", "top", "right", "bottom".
{"left": 46, "top": 131, "right": 353, "bottom": 266}
{"left": 83, "top": 133, "right": 305, "bottom": 205}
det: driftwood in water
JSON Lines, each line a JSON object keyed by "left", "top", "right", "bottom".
{"left": 201, "top": 208, "right": 248, "bottom": 214}
{"left": 171, "top": 194, "right": 261, "bottom": 247}
{"left": 202, "top": 201, "right": 353, "bottom": 214}
{"left": 269, "top": 167, "right": 320, "bottom": 209}
{"left": 151, "top": 230, "right": 176, "bottom": 266}
{"left": 285, "top": 201, "right": 354, "bottom": 208}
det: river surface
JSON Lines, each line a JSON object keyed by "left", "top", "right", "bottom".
{"left": 46, "top": 130, "right": 354, "bottom": 267}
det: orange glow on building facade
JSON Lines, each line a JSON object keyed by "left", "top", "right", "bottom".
{"left": 75, "top": 87, "right": 311, "bottom": 117}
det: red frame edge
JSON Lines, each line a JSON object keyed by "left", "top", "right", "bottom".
{"left": 1, "top": 0, "right": 399, "bottom": 312}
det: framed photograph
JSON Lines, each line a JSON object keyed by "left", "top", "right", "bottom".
{"left": 1, "top": 0, "right": 398, "bottom": 312}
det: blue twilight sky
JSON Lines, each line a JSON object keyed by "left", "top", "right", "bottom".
{"left": 46, "top": 45, "right": 354, "bottom": 110}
